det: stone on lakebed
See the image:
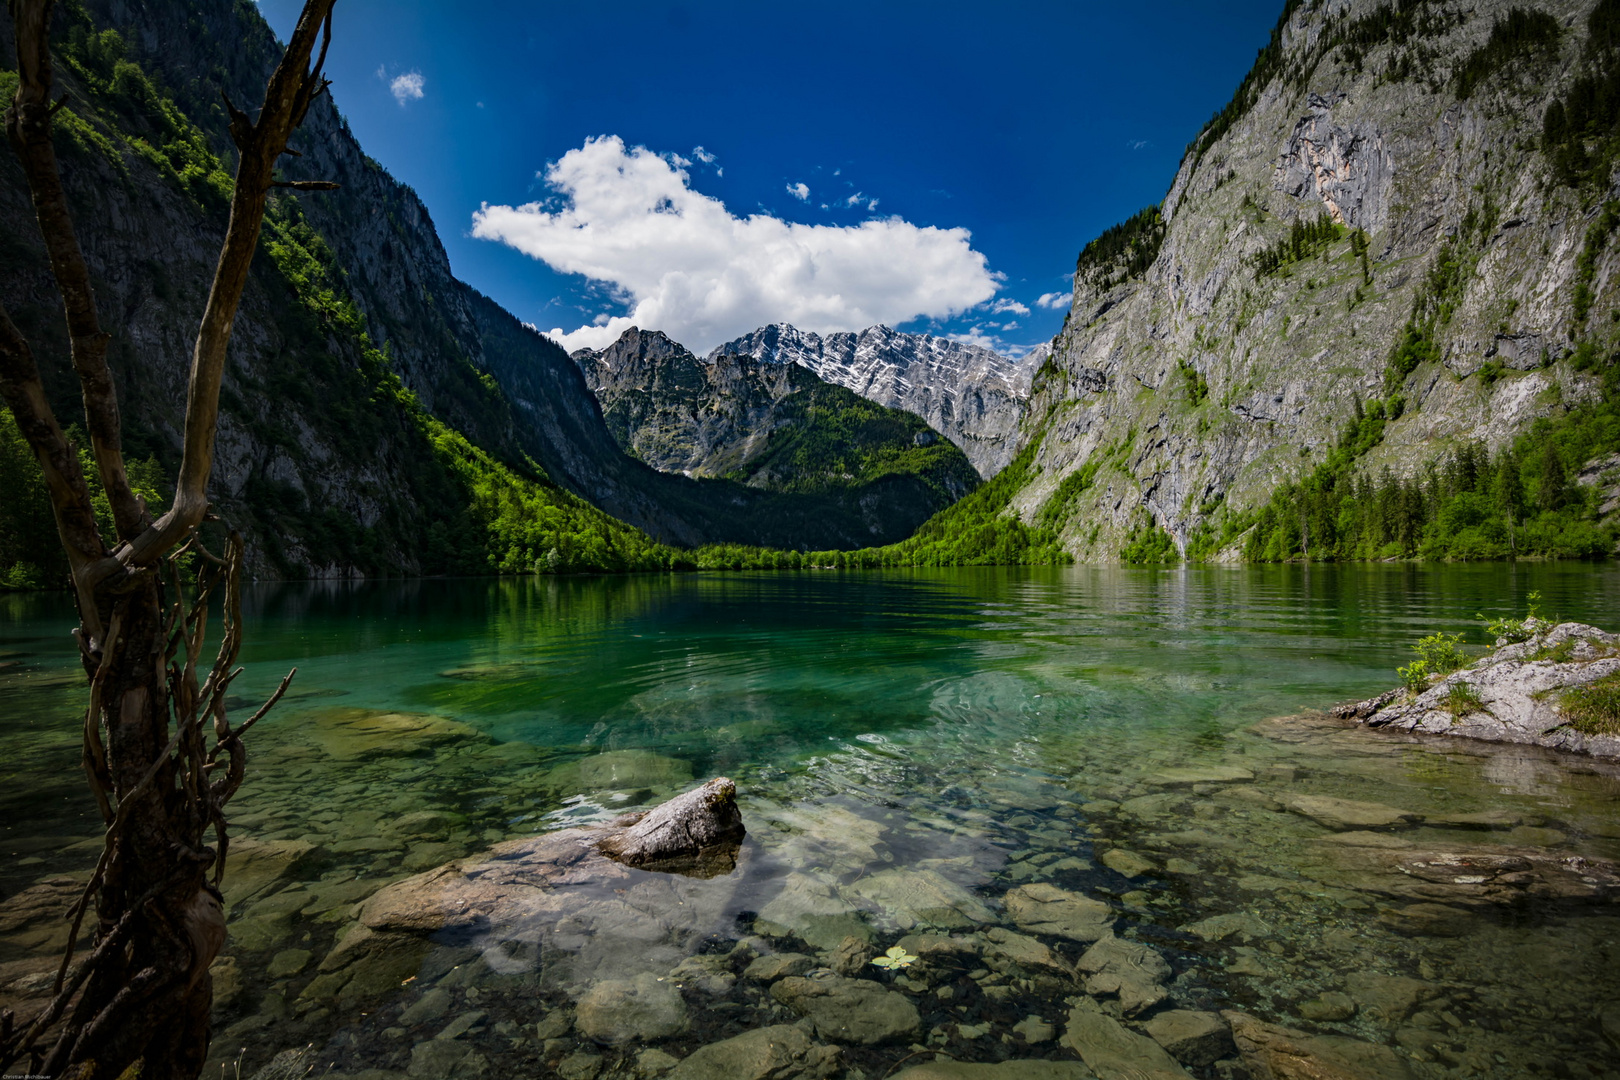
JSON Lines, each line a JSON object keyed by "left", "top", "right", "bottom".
{"left": 1003, "top": 882, "right": 1114, "bottom": 942}
{"left": 770, "top": 971, "right": 921, "bottom": 1045}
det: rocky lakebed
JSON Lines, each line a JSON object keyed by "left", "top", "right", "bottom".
{"left": 9, "top": 705, "right": 1618, "bottom": 1079}
{"left": 2, "top": 574, "right": 1619, "bottom": 1080}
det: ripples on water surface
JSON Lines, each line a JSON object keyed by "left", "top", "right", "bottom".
{"left": 2, "top": 564, "right": 1619, "bottom": 1078}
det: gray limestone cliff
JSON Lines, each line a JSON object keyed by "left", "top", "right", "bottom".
{"left": 1007, "top": 0, "right": 1620, "bottom": 559}
{"left": 713, "top": 324, "right": 1038, "bottom": 479}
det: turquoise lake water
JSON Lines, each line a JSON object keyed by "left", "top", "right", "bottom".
{"left": 2, "top": 564, "right": 1618, "bottom": 1078}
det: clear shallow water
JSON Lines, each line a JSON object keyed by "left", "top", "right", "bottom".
{"left": 2, "top": 564, "right": 1619, "bottom": 1078}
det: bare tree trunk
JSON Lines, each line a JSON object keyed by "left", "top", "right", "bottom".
{"left": 0, "top": 2, "right": 337, "bottom": 1075}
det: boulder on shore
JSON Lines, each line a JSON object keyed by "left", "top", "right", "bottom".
{"left": 1336, "top": 621, "right": 1620, "bottom": 759}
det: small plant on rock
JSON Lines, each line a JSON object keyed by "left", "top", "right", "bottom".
{"left": 870, "top": 945, "right": 916, "bottom": 971}
{"left": 1398, "top": 632, "right": 1470, "bottom": 691}
{"left": 1441, "top": 681, "right": 1486, "bottom": 717}
{"left": 1481, "top": 591, "right": 1545, "bottom": 646}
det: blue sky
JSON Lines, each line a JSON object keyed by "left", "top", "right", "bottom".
{"left": 258, "top": 1, "right": 1283, "bottom": 357}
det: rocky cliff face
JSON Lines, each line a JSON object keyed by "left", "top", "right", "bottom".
{"left": 571, "top": 328, "right": 980, "bottom": 544}
{"left": 574, "top": 329, "right": 803, "bottom": 479}
{"left": 1009, "top": 0, "right": 1620, "bottom": 559}
{"left": 714, "top": 324, "right": 1037, "bottom": 479}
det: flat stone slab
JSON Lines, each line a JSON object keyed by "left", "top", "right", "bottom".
{"left": 1224, "top": 1010, "right": 1415, "bottom": 1079}
{"left": 892, "top": 1063, "right": 1094, "bottom": 1080}
{"left": 1060, "top": 1007, "right": 1191, "bottom": 1079}
{"left": 845, "top": 867, "right": 995, "bottom": 930}
{"left": 666, "top": 1024, "right": 840, "bottom": 1080}
{"left": 770, "top": 972, "right": 920, "bottom": 1045}
{"left": 1141, "top": 1009, "right": 1232, "bottom": 1068}
{"left": 1077, "top": 934, "right": 1171, "bottom": 1017}
{"left": 1099, "top": 848, "right": 1158, "bottom": 877}
{"left": 983, "top": 926, "right": 1070, "bottom": 976}
{"left": 1282, "top": 794, "right": 1418, "bottom": 830}
{"left": 1149, "top": 765, "right": 1255, "bottom": 786}
{"left": 1003, "top": 883, "right": 1114, "bottom": 942}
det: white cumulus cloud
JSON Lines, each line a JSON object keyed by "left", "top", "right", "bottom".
{"left": 787, "top": 182, "right": 810, "bottom": 201}
{"left": 692, "top": 146, "right": 717, "bottom": 164}
{"left": 1036, "top": 291, "right": 1073, "bottom": 310}
{"left": 471, "top": 136, "right": 1000, "bottom": 353}
{"left": 389, "top": 70, "right": 425, "bottom": 105}
{"left": 990, "top": 298, "right": 1030, "bottom": 316}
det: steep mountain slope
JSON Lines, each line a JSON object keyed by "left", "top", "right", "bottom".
{"left": 985, "top": 0, "right": 1620, "bottom": 562}
{"left": 714, "top": 323, "right": 1037, "bottom": 479}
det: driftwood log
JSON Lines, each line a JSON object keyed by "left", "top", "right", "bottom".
{"left": 597, "top": 776, "right": 747, "bottom": 877}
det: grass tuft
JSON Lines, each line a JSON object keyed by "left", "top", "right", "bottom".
{"left": 1440, "top": 681, "right": 1486, "bottom": 717}
{"left": 1559, "top": 673, "right": 1620, "bottom": 735}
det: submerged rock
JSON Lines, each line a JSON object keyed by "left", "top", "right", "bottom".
{"left": 666, "top": 1024, "right": 841, "bottom": 1080}
{"left": 1281, "top": 794, "right": 1418, "bottom": 831}
{"left": 1003, "top": 883, "right": 1114, "bottom": 942}
{"left": 309, "top": 707, "right": 487, "bottom": 761}
{"left": 578, "top": 749, "right": 696, "bottom": 790}
{"left": 753, "top": 872, "right": 870, "bottom": 950}
{"left": 1076, "top": 933, "right": 1171, "bottom": 1016}
{"left": 1060, "top": 1006, "right": 1192, "bottom": 1079}
{"left": 845, "top": 867, "right": 995, "bottom": 930}
{"left": 304, "top": 780, "right": 752, "bottom": 1005}
{"left": 743, "top": 952, "right": 814, "bottom": 981}
{"left": 1149, "top": 765, "right": 1255, "bottom": 786}
{"left": 576, "top": 972, "right": 689, "bottom": 1044}
{"left": 1099, "top": 848, "right": 1158, "bottom": 877}
{"left": 770, "top": 971, "right": 921, "bottom": 1044}
{"left": 892, "top": 1063, "right": 1093, "bottom": 1079}
{"left": 983, "top": 926, "right": 1071, "bottom": 977}
{"left": 1338, "top": 621, "right": 1620, "bottom": 759}
{"left": 1141, "top": 1009, "right": 1233, "bottom": 1068}
{"left": 1224, "top": 1010, "right": 1415, "bottom": 1079}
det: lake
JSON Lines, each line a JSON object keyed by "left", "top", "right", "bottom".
{"left": 3, "top": 564, "right": 1619, "bottom": 1078}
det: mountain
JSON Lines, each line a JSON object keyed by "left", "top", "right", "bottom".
{"left": 970, "top": 0, "right": 1620, "bottom": 563}
{"left": 0, "top": 0, "right": 988, "bottom": 582}
{"left": 572, "top": 328, "right": 979, "bottom": 541}
{"left": 713, "top": 324, "right": 1038, "bottom": 479}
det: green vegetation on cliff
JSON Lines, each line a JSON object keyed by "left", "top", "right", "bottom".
{"left": 0, "top": 26, "right": 682, "bottom": 583}
{"left": 1073, "top": 206, "right": 1166, "bottom": 291}
{"left": 723, "top": 384, "right": 974, "bottom": 503}
{"left": 1235, "top": 363, "right": 1620, "bottom": 563}
{"left": 1454, "top": 7, "right": 1562, "bottom": 101}
{"left": 1542, "top": 0, "right": 1620, "bottom": 187}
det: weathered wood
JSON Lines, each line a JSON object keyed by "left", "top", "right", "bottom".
{"left": 597, "top": 776, "right": 747, "bottom": 877}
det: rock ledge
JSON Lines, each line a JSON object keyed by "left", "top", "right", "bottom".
{"left": 1336, "top": 621, "right": 1620, "bottom": 759}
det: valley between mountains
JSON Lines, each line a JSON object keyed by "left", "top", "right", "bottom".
{"left": 5, "top": 0, "right": 1620, "bottom": 584}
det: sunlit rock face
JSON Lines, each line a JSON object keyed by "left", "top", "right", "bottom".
{"left": 714, "top": 324, "right": 1038, "bottom": 479}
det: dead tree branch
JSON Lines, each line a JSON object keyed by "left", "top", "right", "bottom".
{"left": 0, "top": 0, "right": 338, "bottom": 1074}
